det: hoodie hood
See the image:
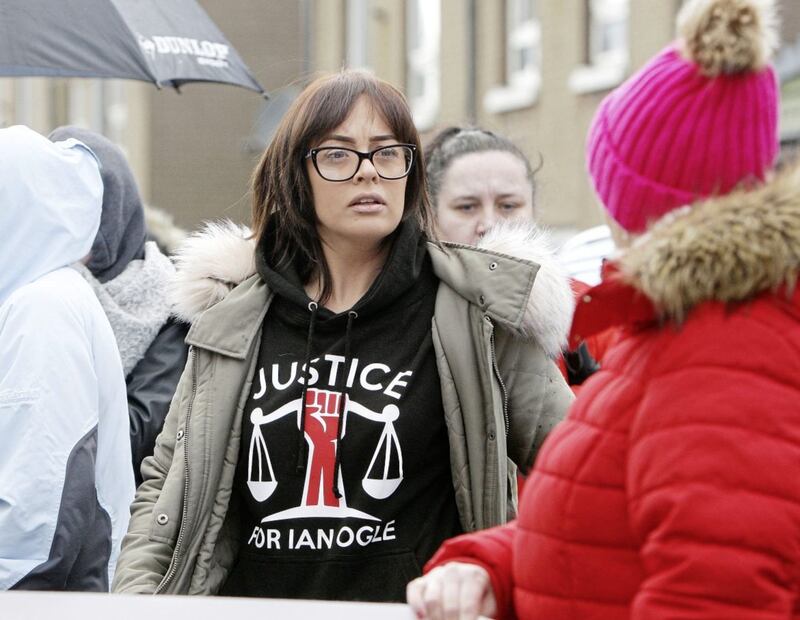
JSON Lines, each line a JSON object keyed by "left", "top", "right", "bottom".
{"left": 171, "top": 218, "right": 573, "bottom": 358}
{"left": 48, "top": 126, "right": 146, "bottom": 283}
{"left": 0, "top": 125, "right": 103, "bottom": 306}
{"left": 255, "top": 218, "right": 427, "bottom": 328}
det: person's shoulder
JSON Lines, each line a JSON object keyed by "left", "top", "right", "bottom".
{"left": 3, "top": 267, "right": 99, "bottom": 330}
{"left": 642, "top": 293, "right": 800, "bottom": 390}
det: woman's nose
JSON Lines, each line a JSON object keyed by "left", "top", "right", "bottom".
{"left": 475, "top": 211, "right": 497, "bottom": 238}
{"left": 354, "top": 155, "right": 379, "bottom": 182}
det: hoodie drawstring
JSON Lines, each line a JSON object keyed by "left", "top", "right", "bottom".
{"left": 332, "top": 310, "right": 357, "bottom": 499}
{"left": 296, "top": 301, "right": 319, "bottom": 472}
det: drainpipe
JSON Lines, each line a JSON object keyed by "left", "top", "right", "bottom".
{"left": 466, "top": 0, "right": 477, "bottom": 123}
{"left": 301, "top": 0, "right": 313, "bottom": 75}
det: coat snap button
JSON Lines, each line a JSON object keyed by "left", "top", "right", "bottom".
{"left": 156, "top": 513, "right": 169, "bottom": 525}
{"left": 582, "top": 294, "right": 592, "bottom": 303}
{"left": 488, "top": 431, "right": 496, "bottom": 441}
{"left": 489, "top": 262, "right": 498, "bottom": 271}
{"left": 176, "top": 429, "right": 184, "bottom": 441}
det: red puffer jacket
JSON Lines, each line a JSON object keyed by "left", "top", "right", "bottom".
{"left": 426, "top": 167, "right": 800, "bottom": 619}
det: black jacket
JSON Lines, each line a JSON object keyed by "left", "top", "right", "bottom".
{"left": 127, "top": 318, "right": 189, "bottom": 486}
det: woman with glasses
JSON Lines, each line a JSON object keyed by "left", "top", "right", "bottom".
{"left": 111, "top": 70, "right": 573, "bottom": 601}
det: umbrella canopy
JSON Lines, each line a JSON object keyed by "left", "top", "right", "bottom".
{"left": 0, "top": 0, "right": 265, "bottom": 94}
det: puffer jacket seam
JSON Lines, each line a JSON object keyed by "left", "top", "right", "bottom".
{"left": 645, "top": 362, "right": 800, "bottom": 393}
{"left": 628, "top": 477, "right": 800, "bottom": 510}
{"left": 630, "top": 419, "right": 800, "bottom": 452}
{"left": 636, "top": 585, "right": 795, "bottom": 612}
{"left": 533, "top": 468, "right": 625, "bottom": 491}
{"left": 519, "top": 528, "right": 640, "bottom": 551}
{"left": 515, "top": 587, "right": 629, "bottom": 607}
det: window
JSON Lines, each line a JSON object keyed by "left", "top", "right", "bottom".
{"left": 406, "top": 0, "right": 440, "bottom": 129}
{"left": 569, "top": 0, "right": 630, "bottom": 94}
{"left": 484, "top": 0, "right": 541, "bottom": 114}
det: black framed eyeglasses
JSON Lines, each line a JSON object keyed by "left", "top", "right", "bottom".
{"left": 305, "top": 144, "right": 416, "bottom": 182}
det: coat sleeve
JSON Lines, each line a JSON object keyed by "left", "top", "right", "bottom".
{"left": 0, "top": 289, "right": 108, "bottom": 590}
{"left": 126, "top": 318, "right": 189, "bottom": 486}
{"left": 111, "top": 349, "right": 193, "bottom": 594}
{"left": 627, "top": 360, "right": 800, "bottom": 619}
{"left": 496, "top": 333, "right": 574, "bottom": 473}
{"left": 424, "top": 522, "right": 518, "bottom": 620}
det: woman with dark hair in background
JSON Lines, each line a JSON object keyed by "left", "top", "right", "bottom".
{"left": 112, "top": 69, "right": 573, "bottom": 601}
{"left": 425, "top": 127, "right": 540, "bottom": 247}
{"left": 426, "top": 126, "right": 615, "bottom": 388}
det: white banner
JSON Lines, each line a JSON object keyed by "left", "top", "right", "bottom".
{"left": 1, "top": 591, "right": 416, "bottom": 620}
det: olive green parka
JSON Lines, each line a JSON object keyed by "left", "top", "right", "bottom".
{"left": 112, "top": 220, "right": 574, "bottom": 594}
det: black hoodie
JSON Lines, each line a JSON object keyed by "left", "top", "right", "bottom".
{"left": 220, "top": 221, "right": 462, "bottom": 602}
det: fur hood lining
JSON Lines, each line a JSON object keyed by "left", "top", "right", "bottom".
{"left": 620, "top": 163, "right": 800, "bottom": 321}
{"left": 170, "top": 219, "right": 574, "bottom": 357}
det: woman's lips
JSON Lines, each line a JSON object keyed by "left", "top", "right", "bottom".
{"left": 349, "top": 201, "right": 386, "bottom": 213}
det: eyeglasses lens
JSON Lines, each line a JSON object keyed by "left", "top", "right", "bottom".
{"left": 316, "top": 146, "right": 413, "bottom": 181}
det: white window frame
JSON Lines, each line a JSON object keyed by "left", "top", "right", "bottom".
{"left": 406, "top": 0, "right": 440, "bottom": 130}
{"left": 484, "top": 0, "right": 541, "bottom": 114}
{"left": 569, "top": 0, "right": 629, "bottom": 95}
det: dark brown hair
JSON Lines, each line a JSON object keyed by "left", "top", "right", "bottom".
{"left": 251, "top": 70, "right": 436, "bottom": 302}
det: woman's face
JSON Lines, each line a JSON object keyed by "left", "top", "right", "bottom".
{"left": 435, "top": 150, "right": 534, "bottom": 245}
{"left": 307, "top": 96, "right": 408, "bottom": 252}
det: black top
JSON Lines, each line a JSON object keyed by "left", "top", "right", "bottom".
{"left": 220, "top": 221, "right": 462, "bottom": 602}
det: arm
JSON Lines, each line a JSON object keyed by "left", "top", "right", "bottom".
{"left": 0, "top": 292, "right": 106, "bottom": 590}
{"left": 111, "top": 351, "right": 193, "bottom": 593}
{"left": 627, "top": 363, "right": 800, "bottom": 619}
{"left": 407, "top": 523, "right": 517, "bottom": 620}
{"left": 496, "top": 333, "right": 574, "bottom": 473}
{"left": 126, "top": 319, "right": 189, "bottom": 485}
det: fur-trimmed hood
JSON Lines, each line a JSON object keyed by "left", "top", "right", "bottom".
{"left": 171, "top": 219, "right": 574, "bottom": 358}
{"left": 619, "top": 163, "right": 800, "bottom": 321}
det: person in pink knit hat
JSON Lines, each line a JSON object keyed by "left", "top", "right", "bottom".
{"left": 407, "top": 0, "right": 800, "bottom": 618}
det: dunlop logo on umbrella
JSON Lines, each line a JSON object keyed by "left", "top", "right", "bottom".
{"left": 137, "top": 35, "right": 231, "bottom": 69}
{"left": 0, "top": 0, "right": 266, "bottom": 95}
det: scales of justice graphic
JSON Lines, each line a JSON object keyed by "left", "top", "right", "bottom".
{"left": 247, "top": 387, "right": 403, "bottom": 522}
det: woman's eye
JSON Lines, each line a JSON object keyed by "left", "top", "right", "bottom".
{"left": 454, "top": 204, "right": 476, "bottom": 212}
{"left": 322, "top": 149, "right": 350, "bottom": 161}
{"left": 375, "top": 147, "right": 399, "bottom": 159}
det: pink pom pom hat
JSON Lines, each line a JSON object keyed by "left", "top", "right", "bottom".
{"left": 586, "top": 14, "right": 779, "bottom": 233}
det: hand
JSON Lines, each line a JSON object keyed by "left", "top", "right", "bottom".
{"left": 406, "top": 562, "right": 498, "bottom": 620}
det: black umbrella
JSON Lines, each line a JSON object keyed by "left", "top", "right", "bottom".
{"left": 0, "top": 0, "right": 265, "bottom": 95}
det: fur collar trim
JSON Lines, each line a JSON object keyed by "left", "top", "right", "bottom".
{"left": 476, "top": 220, "right": 574, "bottom": 357}
{"left": 619, "top": 163, "right": 800, "bottom": 321}
{"left": 171, "top": 219, "right": 573, "bottom": 356}
{"left": 171, "top": 220, "right": 255, "bottom": 324}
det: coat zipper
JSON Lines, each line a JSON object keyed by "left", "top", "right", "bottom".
{"left": 486, "top": 317, "right": 510, "bottom": 436}
{"left": 155, "top": 346, "right": 198, "bottom": 594}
